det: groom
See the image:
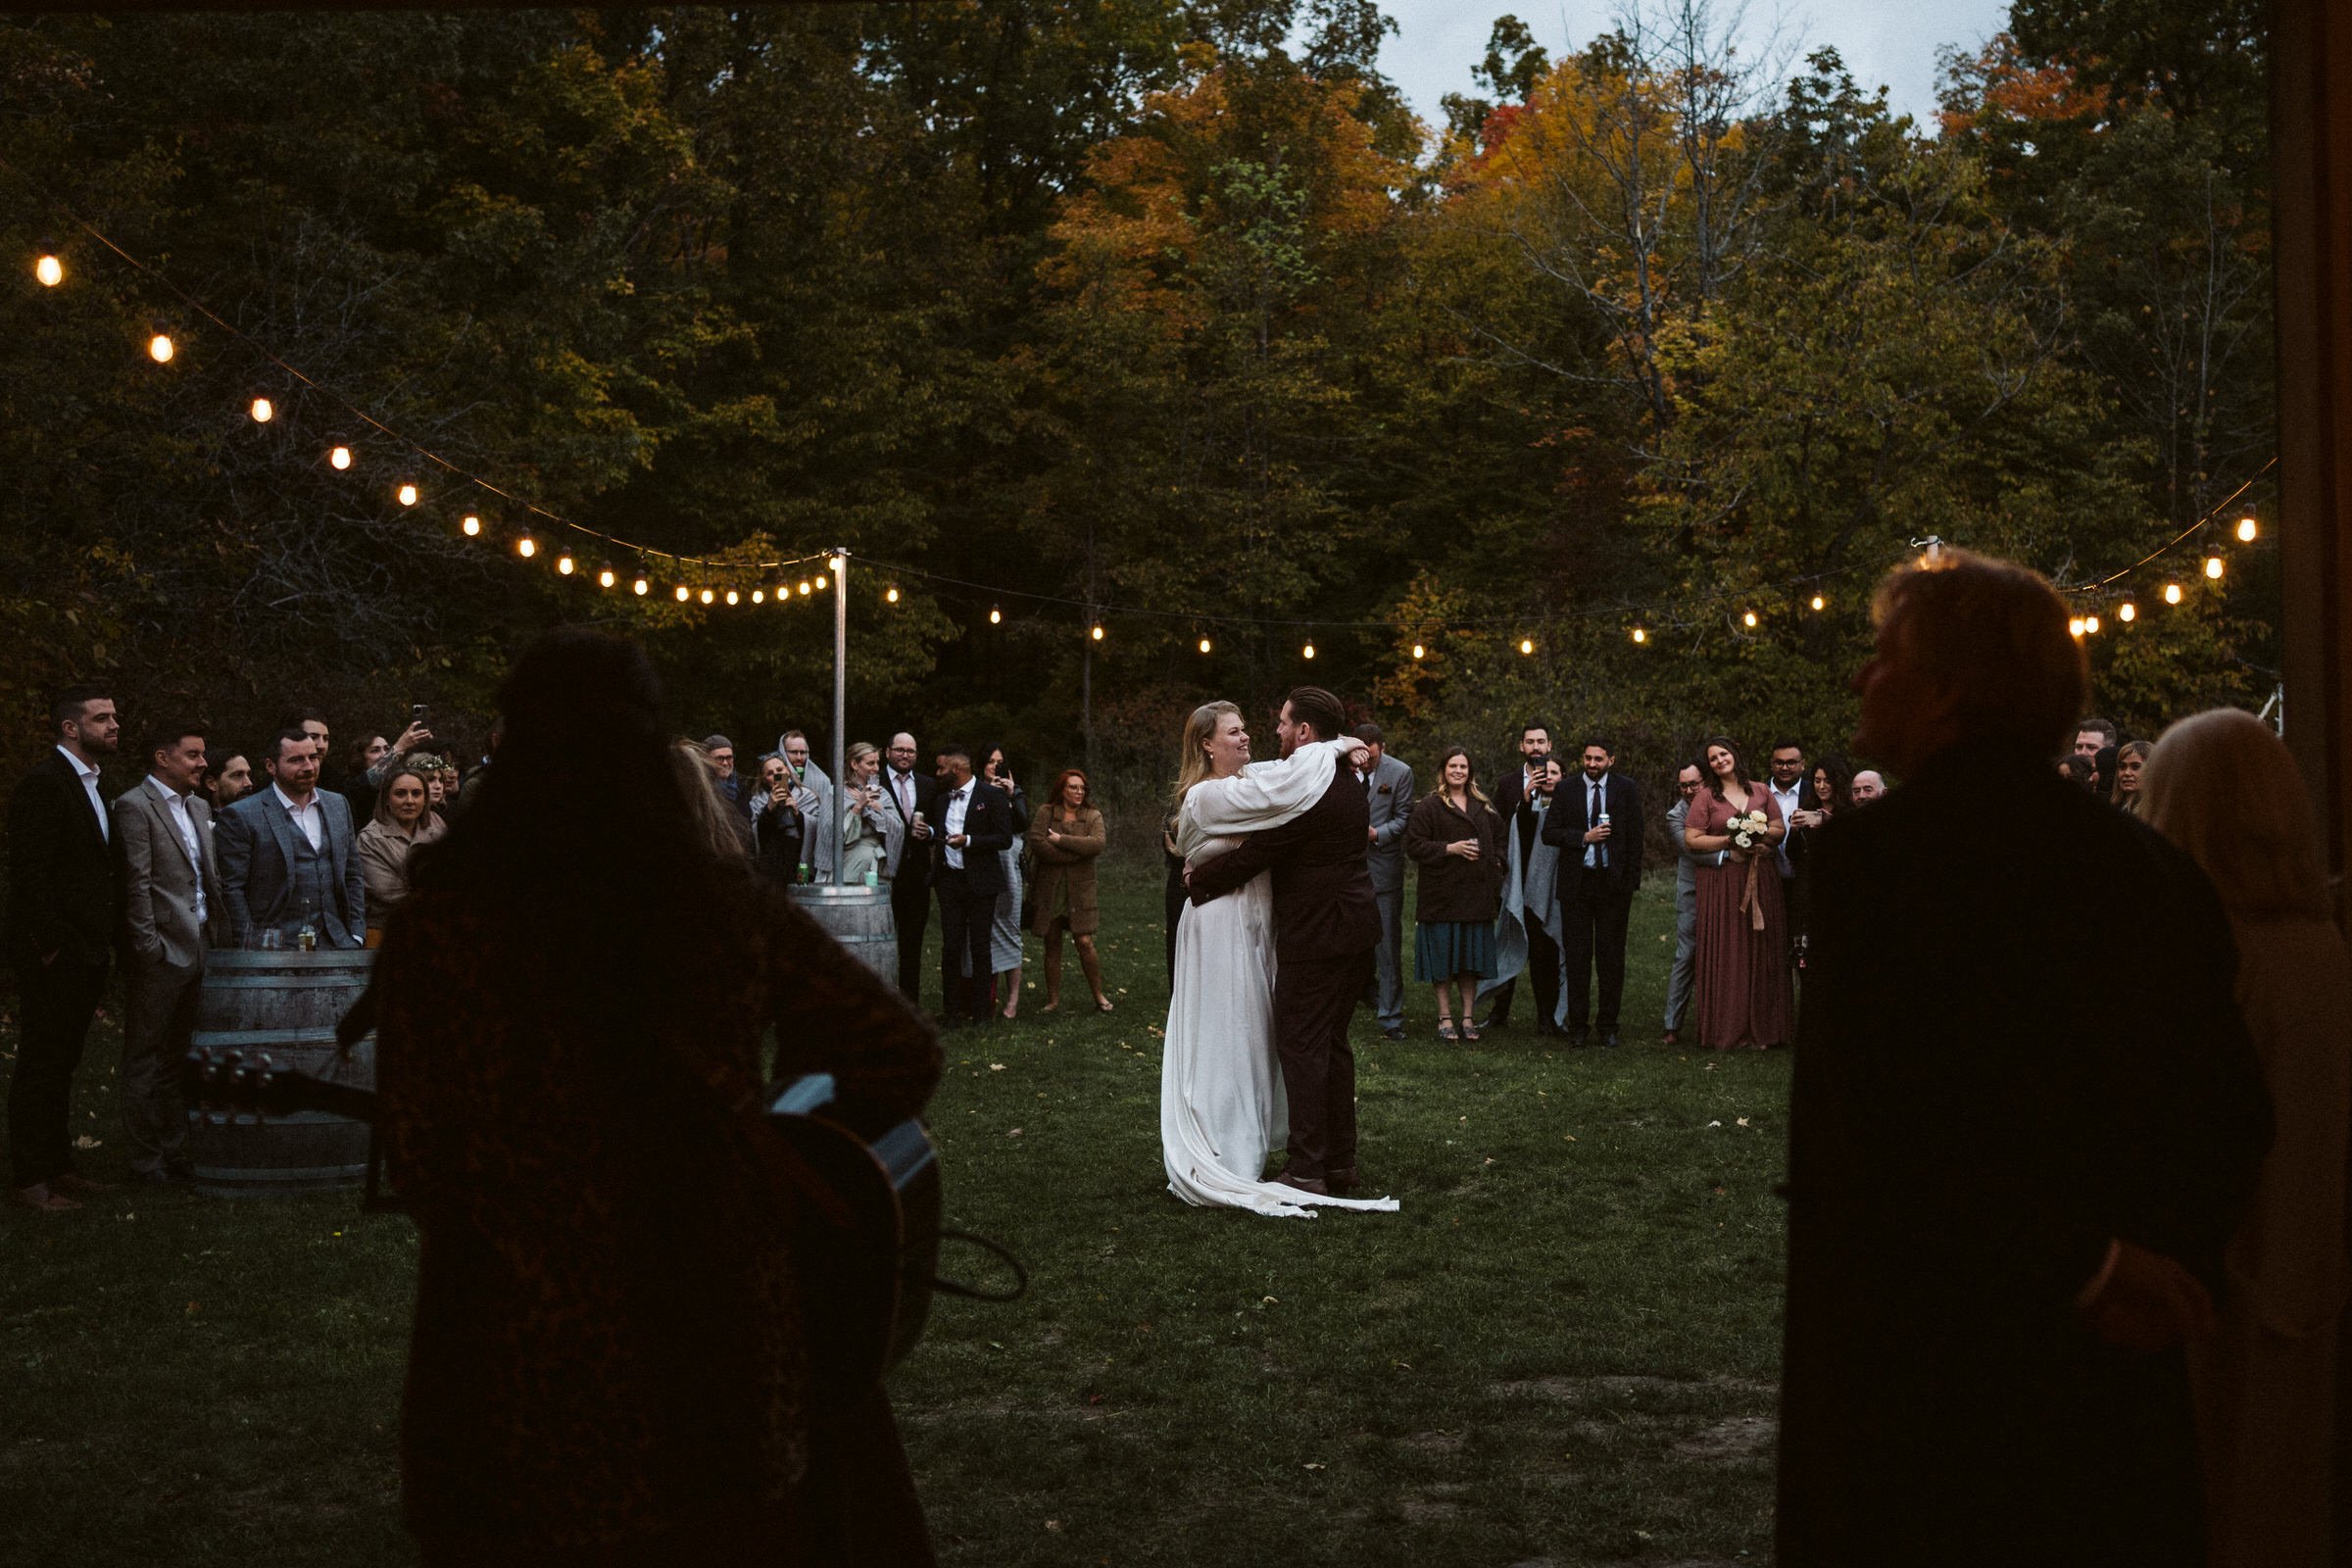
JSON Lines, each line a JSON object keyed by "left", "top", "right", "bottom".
{"left": 1188, "top": 687, "right": 1382, "bottom": 1197}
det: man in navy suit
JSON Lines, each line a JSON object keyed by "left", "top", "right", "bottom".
{"left": 1543, "top": 736, "right": 1643, "bottom": 1047}
{"left": 930, "top": 745, "right": 1013, "bottom": 1028}
{"left": 8, "top": 684, "right": 123, "bottom": 1211}
{"left": 216, "top": 728, "right": 367, "bottom": 948}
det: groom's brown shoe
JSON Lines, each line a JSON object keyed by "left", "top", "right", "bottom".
{"left": 1327, "top": 1166, "right": 1359, "bottom": 1195}
{"left": 1273, "top": 1170, "right": 1329, "bottom": 1198}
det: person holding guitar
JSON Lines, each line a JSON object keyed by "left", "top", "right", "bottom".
{"left": 363, "top": 629, "right": 943, "bottom": 1566}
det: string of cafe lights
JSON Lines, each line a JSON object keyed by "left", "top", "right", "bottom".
{"left": 2049, "top": 460, "right": 2276, "bottom": 639}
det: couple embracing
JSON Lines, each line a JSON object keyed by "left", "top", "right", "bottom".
{"left": 1162, "top": 686, "right": 1399, "bottom": 1218}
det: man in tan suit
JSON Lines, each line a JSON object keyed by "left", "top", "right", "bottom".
{"left": 114, "top": 722, "right": 221, "bottom": 1186}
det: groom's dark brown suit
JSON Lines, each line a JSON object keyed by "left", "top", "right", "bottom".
{"left": 1189, "top": 759, "right": 1381, "bottom": 1184}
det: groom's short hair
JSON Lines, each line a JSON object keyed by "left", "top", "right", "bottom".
{"left": 1284, "top": 686, "right": 1347, "bottom": 741}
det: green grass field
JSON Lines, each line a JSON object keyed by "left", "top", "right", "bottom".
{"left": 1, "top": 866, "right": 1791, "bottom": 1567}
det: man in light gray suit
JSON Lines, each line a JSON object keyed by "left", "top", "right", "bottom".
{"left": 1663, "top": 760, "right": 1716, "bottom": 1045}
{"left": 1355, "top": 722, "right": 1414, "bottom": 1041}
{"left": 114, "top": 721, "right": 222, "bottom": 1185}
{"left": 216, "top": 728, "right": 366, "bottom": 949}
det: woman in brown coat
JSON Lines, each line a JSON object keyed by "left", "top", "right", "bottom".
{"left": 1403, "top": 747, "right": 1505, "bottom": 1042}
{"left": 1028, "top": 767, "right": 1111, "bottom": 1013}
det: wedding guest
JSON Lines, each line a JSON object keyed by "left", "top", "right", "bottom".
{"left": 2090, "top": 742, "right": 2119, "bottom": 801}
{"left": 2140, "top": 709, "right": 2350, "bottom": 1568}
{"left": 1543, "top": 737, "right": 1644, "bottom": 1048}
{"left": 1849, "top": 769, "right": 1885, "bottom": 804}
{"left": 778, "top": 731, "right": 836, "bottom": 882}
{"left": 1681, "top": 737, "right": 1791, "bottom": 1051}
{"left": 344, "top": 732, "right": 392, "bottom": 824}
{"left": 933, "top": 747, "right": 1014, "bottom": 1029}
{"left": 839, "top": 743, "right": 890, "bottom": 887}
{"left": 217, "top": 728, "right": 367, "bottom": 949}
{"left": 1481, "top": 755, "right": 1565, "bottom": 1037}
{"left": 675, "top": 740, "right": 753, "bottom": 861}
{"left": 1357, "top": 722, "right": 1414, "bottom": 1040}
{"left": 201, "top": 747, "right": 252, "bottom": 812}
{"left": 2074, "top": 715, "right": 2119, "bottom": 761}
{"left": 2058, "top": 753, "right": 2095, "bottom": 789}
{"left": 1028, "top": 768, "right": 1111, "bottom": 1013}
{"left": 1663, "top": 760, "right": 1711, "bottom": 1045}
{"left": 2112, "top": 738, "right": 2152, "bottom": 814}
{"left": 979, "top": 746, "right": 1028, "bottom": 1020}
{"left": 703, "top": 734, "right": 741, "bottom": 806}
{"left": 1492, "top": 720, "right": 1554, "bottom": 818}
{"left": 450, "top": 717, "right": 501, "bottom": 822}
{"left": 357, "top": 763, "right": 447, "bottom": 943}
{"left": 1766, "top": 738, "right": 1806, "bottom": 884}
{"left": 114, "top": 721, "right": 220, "bottom": 1189}
{"left": 1779, "top": 549, "right": 2270, "bottom": 1568}
{"left": 745, "top": 751, "right": 806, "bottom": 878}
{"left": 1785, "top": 755, "right": 1854, "bottom": 969}
{"left": 280, "top": 708, "right": 337, "bottom": 790}
{"left": 1404, "top": 748, "right": 1504, "bottom": 1043}
{"left": 364, "top": 628, "right": 942, "bottom": 1565}
{"left": 879, "top": 733, "right": 939, "bottom": 1002}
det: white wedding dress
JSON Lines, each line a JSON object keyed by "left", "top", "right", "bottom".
{"left": 1161, "top": 738, "right": 1400, "bottom": 1218}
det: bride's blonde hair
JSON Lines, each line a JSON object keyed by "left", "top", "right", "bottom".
{"left": 1171, "top": 701, "right": 1244, "bottom": 816}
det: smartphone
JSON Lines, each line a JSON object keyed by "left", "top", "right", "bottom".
{"left": 411, "top": 703, "right": 429, "bottom": 724}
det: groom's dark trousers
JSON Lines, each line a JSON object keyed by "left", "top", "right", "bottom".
{"left": 1188, "top": 758, "right": 1381, "bottom": 1183}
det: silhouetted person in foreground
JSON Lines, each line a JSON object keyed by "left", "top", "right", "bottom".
{"left": 367, "top": 629, "right": 942, "bottom": 1566}
{"left": 1779, "top": 550, "right": 2272, "bottom": 1566}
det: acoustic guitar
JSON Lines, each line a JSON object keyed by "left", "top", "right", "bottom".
{"left": 183, "top": 1050, "right": 949, "bottom": 1387}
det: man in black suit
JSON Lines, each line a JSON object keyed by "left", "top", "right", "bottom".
{"left": 1490, "top": 719, "right": 1554, "bottom": 820}
{"left": 1778, "top": 551, "right": 2272, "bottom": 1566}
{"left": 930, "top": 745, "right": 1012, "bottom": 1028}
{"left": 1188, "top": 687, "right": 1382, "bottom": 1197}
{"left": 8, "top": 684, "right": 123, "bottom": 1212}
{"left": 879, "top": 731, "right": 940, "bottom": 1002}
{"left": 1543, "top": 737, "right": 1643, "bottom": 1047}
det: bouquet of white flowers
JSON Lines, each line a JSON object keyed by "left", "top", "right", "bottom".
{"left": 1728, "top": 808, "right": 1772, "bottom": 851}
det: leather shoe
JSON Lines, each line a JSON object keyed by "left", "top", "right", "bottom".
{"left": 1381, "top": 1027, "right": 1406, "bottom": 1042}
{"left": 1273, "top": 1170, "right": 1329, "bottom": 1198}
{"left": 53, "top": 1172, "right": 115, "bottom": 1196}
{"left": 1327, "top": 1166, "right": 1360, "bottom": 1194}
{"left": 1601, "top": 1032, "right": 1621, "bottom": 1049}
{"left": 1567, "top": 1026, "right": 1592, "bottom": 1047}
{"left": 9, "top": 1183, "right": 80, "bottom": 1212}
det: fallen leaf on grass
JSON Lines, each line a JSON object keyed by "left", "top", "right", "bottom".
{"left": 1706, "top": 1119, "right": 1723, "bottom": 1128}
{"left": 74, "top": 1135, "right": 101, "bottom": 1150}
{"left": 1045, "top": 1521, "right": 1062, "bottom": 1532}
{"left": 1007, "top": 1128, "right": 1024, "bottom": 1138}
{"left": 990, "top": 1062, "right": 1007, "bottom": 1071}
{"left": 1736, "top": 1116, "right": 1751, "bottom": 1127}
{"left": 1561, "top": 1134, "right": 1577, "bottom": 1143}
{"left": 1302, "top": 1462, "right": 1325, "bottom": 1471}
{"left": 1261, "top": 1296, "right": 1279, "bottom": 1304}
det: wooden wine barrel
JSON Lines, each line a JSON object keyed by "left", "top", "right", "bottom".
{"left": 186, "top": 948, "right": 376, "bottom": 1199}
{"left": 786, "top": 883, "right": 900, "bottom": 982}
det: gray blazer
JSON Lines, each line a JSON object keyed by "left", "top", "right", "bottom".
{"left": 216, "top": 787, "right": 367, "bottom": 947}
{"left": 114, "top": 781, "right": 222, "bottom": 967}
{"left": 1668, "top": 797, "right": 1722, "bottom": 898}
{"left": 1363, "top": 753, "right": 1416, "bottom": 893}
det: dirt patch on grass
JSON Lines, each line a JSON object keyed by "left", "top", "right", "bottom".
{"left": 1672, "top": 1414, "right": 1776, "bottom": 1463}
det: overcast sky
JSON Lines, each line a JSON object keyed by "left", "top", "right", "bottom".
{"left": 1377, "top": 0, "right": 2016, "bottom": 133}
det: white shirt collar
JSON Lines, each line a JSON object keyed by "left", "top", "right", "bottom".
{"left": 56, "top": 744, "right": 99, "bottom": 782}
{"left": 146, "top": 774, "right": 189, "bottom": 804}
{"left": 272, "top": 782, "right": 317, "bottom": 814}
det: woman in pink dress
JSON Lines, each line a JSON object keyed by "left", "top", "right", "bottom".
{"left": 1683, "top": 736, "right": 1795, "bottom": 1050}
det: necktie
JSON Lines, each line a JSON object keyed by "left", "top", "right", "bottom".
{"left": 895, "top": 770, "right": 912, "bottom": 816}
{"left": 1590, "top": 781, "right": 1606, "bottom": 870}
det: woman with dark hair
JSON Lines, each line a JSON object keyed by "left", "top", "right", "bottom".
{"left": 979, "top": 746, "right": 1028, "bottom": 1018}
{"left": 1683, "top": 736, "right": 1793, "bottom": 1049}
{"left": 1785, "top": 754, "right": 1854, "bottom": 973}
{"left": 368, "top": 628, "right": 943, "bottom": 1566}
{"left": 1404, "top": 747, "right": 1505, "bottom": 1042}
{"left": 1028, "top": 767, "right": 1110, "bottom": 1013}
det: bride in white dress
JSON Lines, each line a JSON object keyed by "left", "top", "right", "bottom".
{"left": 1161, "top": 701, "right": 1399, "bottom": 1217}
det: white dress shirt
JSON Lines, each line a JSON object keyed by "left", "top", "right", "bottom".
{"left": 273, "top": 782, "right": 325, "bottom": 852}
{"left": 58, "top": 744, "right": 106, "bottom": 843}
{"left": 941, "top": 783, "right": 971, "bottom": 869}
{"left": 146, "top": 775, "right": 208, "bottom": 924}
{"left": 1770, "top": 778, "right": 1803, "bottom": 875}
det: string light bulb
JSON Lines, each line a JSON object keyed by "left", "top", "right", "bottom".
{"left": 1809, "top": 594, "right": 1826, "bottom": 612}
{"left": 1198, "top": 636, "right": 1213, "bottom": 654}
{"left": 2118, "top": 602, "right": 2136, "bottom": 623}
{"left": 633, "top": 572, "right": 650, "bottom": 596}
{"left": 1632, "top": 626, "right": 1647, "bottom": 645}
{"left": 557, "top": 550, "right": 576, "bottom": 576}
{"left": 752, "top": 588, "right": 765, "bottom": 605}
{"left": 799, "top": 580, "right": 812, "bottom": 597}
{"left": 2236, "top": 516, "right": 2258, "bottom": 543}
{"left": 397, "top": 482, "right": 418, "bottom": 508}
{"left": 2084, "top": 614, "right": 2101, "bottom": 635}
{"left": 1302, "top": 642, "right": 1316, "bottom": 660}
{"left": 2204, "top": 554, "right": 2226, "bottom": 580}
{"left": 1411, "top": 643, "right": 1426, "bottom": 660}
{"left": 828, "top": 555, "right": 846, "bottom": 575}
{"left": 34, "top": 248, "right": 63, "bottom": 287}
{"left": 328, "top": 444, "right": 353, "bottom": 470}
{"left": 814, "top": 573, "right": 827, "bottom": 591}
{"left": 2069, "top": 617, "right": 2085, "bottom": 639}
{"left": 1519, "top": 638, "right": 1535, "bottom": 656}
{"left": 2165, "top": 582, "right": 2183, "bottom": 605}
{"left": 675, "top": 585, "right": 691, "bottom": 603}
{"left": 148, "top": 329, "right": 174, "bottom": 364}
{"left": 886, "top": 586, "right": 901, "bottom": 604}
{"left": 1742, "top": 610, "right": 1758, "bottom": 628}
{"left": 461, "top": 514, "right": 481, "bottom": 537}
{"left": 1091, "top": 623, "right": 1105, "bottom": 641}
{"left": 700, "top": 587, "right": 715, "bottom": 606}
{"left": 516, "top": 532, "right": 536, "bottom": 559}
{"left": 249, "top": 397, "right": 274, "bottom": 424}
{"left": 725, "top": 588, "right": 739, "bottom": 605}
{"left": 989, "top": 605, "right": 1003, "bottom": 625}
{"left": 597, "top": 563, "right": 615, "bottom": 589}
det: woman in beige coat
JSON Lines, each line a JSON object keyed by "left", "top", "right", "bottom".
{"left": 2142, "top": 709, "right": 2350, "bottom": 1568}
{"left": 357, "top": 763, "right": 448, "bottom": 945}
{"left": 1027, "top": 767, "right": 1110, "bottom": 1013}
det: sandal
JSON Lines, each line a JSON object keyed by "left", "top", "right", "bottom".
{"left": 1437, "top": 1021, "right": 1459, "bottom": 1042}
{"left": 1095, "top": 998, "right": 1115, "bottom": 1014}
{"left": 1460, "top": 1021, "right": 1481, "bottom": 1042}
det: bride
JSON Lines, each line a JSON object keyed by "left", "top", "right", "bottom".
{"left": 1161, "top": 701, "right": 1399, "bottom": 1217}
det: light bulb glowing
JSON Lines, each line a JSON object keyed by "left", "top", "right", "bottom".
{"left": 250, "top": 397, "right": 274, "bottom": 423}
{"left": 557, "top": 552, "right": 576, "bottom": 576}
{"left": 752, "top": 589, "right": 765, "bottom": 604}
{"left": 700, "top": 588, "right": 715, "bottom": 606}
{"left": 1091, "top": 624, "right": 1105, "bottom": 641}
{"left": 799, "top": 580, "right": 811, "bottom": 596}
{"left": 148, "top": 332, "right": 173, "bottom": 364}
{"left": 329, "top": 445, "right": 353, "bottom": 470}
{"left": 1632, "top": 626, "right": 1647, "bottom": 644}
{"left": 397, "top": 483, "right": 418, "bottom": 507}
{"left": 814, "top": 574, "right": 827, "bottom": 591}
{"left": 2165, "top": 582, "right": 2183, "bottom": 605}
{"left": 1198, "top": 637, "right": 1212, "bottom": 655}
{"left": 989, "top": 606, "right": 1003, "bottom": 625}
{"left": 1519, "top": 638, "right": 1535, "bottom": 655}
{"left": 35, "top": 253, "right": 63, "bottom": 287}
{"left": 1410, "top": 643, "right": 1425, "bottom": 660}
{"left": 461, "top": 514, "right": 481, "bottom": 536}
{"left": 2069, "top": 617, "right": 2085, "bottom": 638}
{"left": 516, "top": 534, "right": 536, "bottom": 559}
{"left": 2204, "top": 554, "right": 2225, "bottom": 580}
{"left": 2084, "top": 614, "right": 2100, "bottom": 635}
{"left": 1809, "top": 594, "right": 1825, "bottom": 612}
{"left": 675, "top": 585, "right": 691, "bottom": 602}
{"left": 1742, "top": 610, "right": 1758, "bottom": 628}
{"left": 721, "top": 589, "right": 736, "bottom": 605}
{"left": 634, "top": 575, "right": 650, "bottom": 596}
{"left": 597, "top": 564, "right": 615, "bottom": 588}
{"left": 2236, "top": 516, "right": 2258, "bottom": 543}
{"left": 2119, "top": 602, "right": 2136, "bottom": 622}
{"left": 1302, "top": 643, "right": 1316, "bottom": 660}
{"left": 886, "top": 586, "right": 900, "bottom": 604}
{"left": 828, "top": 556, "right": 846, "bottom": 575}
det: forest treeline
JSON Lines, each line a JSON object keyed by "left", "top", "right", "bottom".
{"left": 0, "top": 0, "right": 2276, "bottom": 799}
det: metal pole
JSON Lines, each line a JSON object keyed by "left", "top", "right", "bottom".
{"left": 831, "top": 549, "right": 849, "bottom": 882}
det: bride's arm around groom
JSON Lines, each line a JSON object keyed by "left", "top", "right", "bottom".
{"left": 1180, "top": 734, "right": 1362, "bottom": 862}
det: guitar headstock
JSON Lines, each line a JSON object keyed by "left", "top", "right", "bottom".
{"left": 182, "top": 1047, "right": 379, "bottom": 1124}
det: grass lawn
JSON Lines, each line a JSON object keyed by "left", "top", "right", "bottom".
{"left": 1, "top": 863, "right": 1792, "bottom": 1567}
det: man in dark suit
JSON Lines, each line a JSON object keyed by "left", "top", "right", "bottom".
{"left": 1188, "top": 687, "right": 1382, "bottom": 1197}
{"left": 8, "top": 684, "right": 122, "bottom": 1211}
{"left": 1542, "top": 737, "right": 1643, "bottom": 1047}
{"left": 930, "top": 745, "right": 1012, "bottom": 1028}
{"left": 879, "top": 731, "right": 940, "bottom": 1002}
{"left": 1490, "top": 719, "right": 1554, "bottom": 820}
{"left": 216, "top": 728, "right": 367, "bottom": 948}
{"left": 1778, "top": 550, "right": 2272, "bottom": 1567}
{"left": 114, "top": 721, "right": 222, "bottom": 1186}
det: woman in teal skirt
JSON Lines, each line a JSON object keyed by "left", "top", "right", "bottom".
{"left": 1404, "top": 747, "right": 1505, "bottom": 1041}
